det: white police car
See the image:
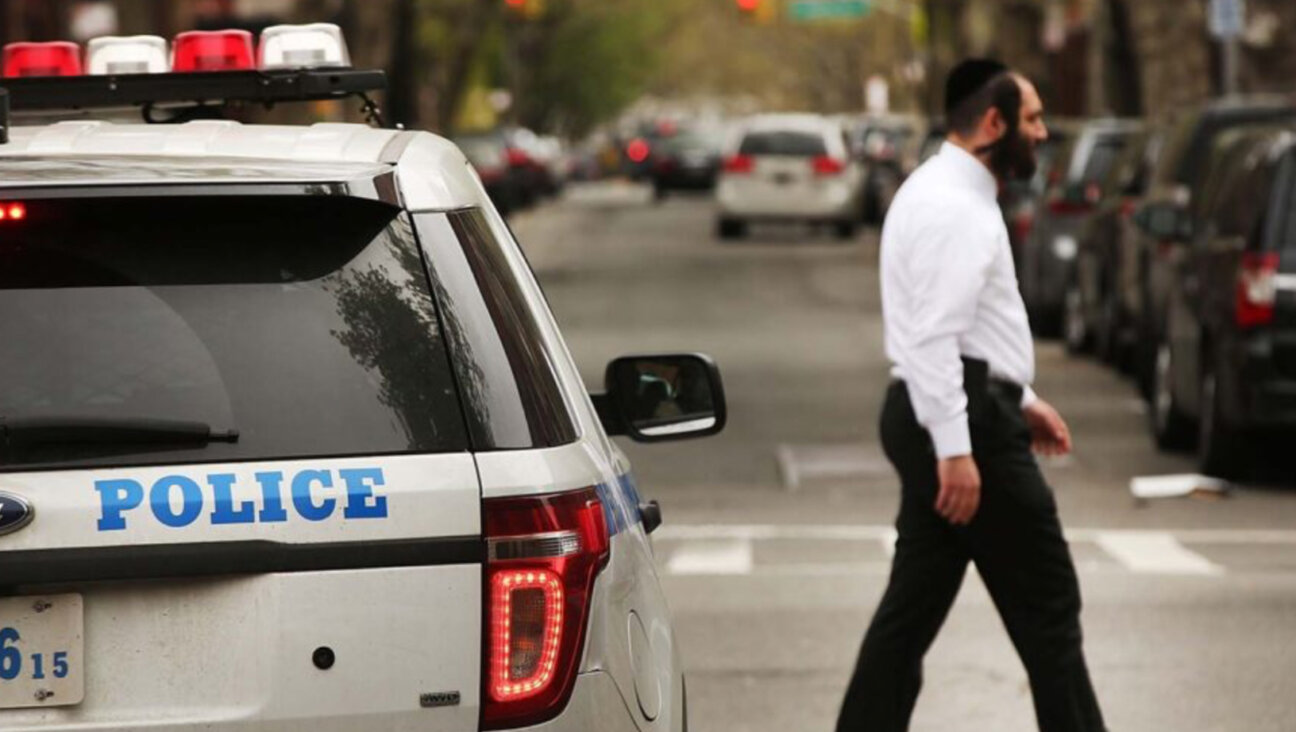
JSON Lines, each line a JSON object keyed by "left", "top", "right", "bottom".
{"left": 0, "top": 25, "right": 723, "bottom": 732}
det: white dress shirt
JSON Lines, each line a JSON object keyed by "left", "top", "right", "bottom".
{"left": 881, "top": 141, "right": 1038, "bottom": 459}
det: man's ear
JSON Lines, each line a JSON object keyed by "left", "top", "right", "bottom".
{"left": 981, "top": 106, "right": 1007, "bottom": 140}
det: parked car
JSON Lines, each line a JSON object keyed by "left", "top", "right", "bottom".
{"left": 455, "top": 133, "right": 527, "bottom": 216}
{"left": 1066, "top": 125, "right": 1163, "bottom": 359}
{"left": 848, "top": 114, "right": 926, "bottom": 224}
{"left": 715, "top": 113, "right": 863, "bottom": 240}
{"left": 1136, "top": 124, "right": 1296, "bottom": 478}
{"left": 1129, "top": 96, "right": 1296, "bottom": 399}
{"left": 1000, "top": 119, "right": 1077, "bottom": 273}
{"left": 649, "top": 128, "right": 724, "bottom": 199}
{"left": 1018, "top": 118, "right": 1140, "bottom": 334}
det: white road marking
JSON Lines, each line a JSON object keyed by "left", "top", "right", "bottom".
{"left": 666, "top": 539, "right": 753, "bottom": 576}
{"left": 1093, "top": 531, "right": 1223, "bottom": 575}
{"left": 775, "top": 443, "right": 893, "bottom": 490}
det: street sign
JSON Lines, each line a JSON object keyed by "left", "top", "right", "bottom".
{"left": 1208, "top": 0, "right": 1246, "bottom": 39}
{"left": 788, "top": 0, "right": 870, "bottom": 22}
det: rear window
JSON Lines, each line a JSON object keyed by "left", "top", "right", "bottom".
{"left": 1077, "top": 135, "right": 1127, "bottom": 185}
{"left": 739, "top": 131, "right": 827, "bottom": 157}
{"left": 0, "top": 195, "right": 469, "bottom": 471}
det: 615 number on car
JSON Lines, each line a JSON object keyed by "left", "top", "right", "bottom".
{"left": 0, "top": 628, "right": 70, "bottom": 682}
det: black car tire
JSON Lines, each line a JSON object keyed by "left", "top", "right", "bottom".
{"left": 717, "top": 218, "right": 748, "bottom": 240}
{"left": 1062, "top": 281, "right": 1089, "bottom": 354}
{"left": 833, "top": 220, "right": 857, "bottom": 240}
{"left": 1198, "top": 367, "right": 1250, "bottom": 481}
{"left": 1094, "top": 286, "right": 1122, "bottom": 365}
{"left": 1150, "top": 334, "right": 1195, "bottom": 451}
{"left": 653, "top": 184, "right": 667, "bottom": 203}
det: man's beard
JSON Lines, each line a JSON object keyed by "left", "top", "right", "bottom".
{"left": 987, "top": 127, "right": 1037, "bottom": 181}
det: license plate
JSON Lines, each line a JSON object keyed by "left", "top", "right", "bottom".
{"left": 772, "top": 172, "right": 794, "bottom": 185}
{"left": 0, "top": 594, "right": 83, "bottom": 709}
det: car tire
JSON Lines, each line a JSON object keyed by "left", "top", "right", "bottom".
{"left": 1094, "top": 287, "right": 1122, "bottom": 365}
{"left": 1149, "top": 334, "right": 1195, "bottom": 451}
{"left": 833, "top": 220, "right": 857, "bottom": 240}
{"left": 1198, "top": 366, "right": 1250, "bottom": 481}
{"left": 717, "top": 218, "right": 748, "bottom": 240}
{"left": 1062, "top": 281, "right": 1089, "bottom": 354}
{"left": 653, "top": 184, "right": 667, "bottom": 203}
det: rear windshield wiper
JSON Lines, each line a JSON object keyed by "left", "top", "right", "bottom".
{"left": 0, "top": 416, "right": 239, "bottom": 451}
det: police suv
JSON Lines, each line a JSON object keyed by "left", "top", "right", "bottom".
{"left": 0, "top": 25, "right": 723, "bottom": 732}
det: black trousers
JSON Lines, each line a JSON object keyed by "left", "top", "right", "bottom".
{"left": 835, "top": 377, "right": 1105, "bottom": 732}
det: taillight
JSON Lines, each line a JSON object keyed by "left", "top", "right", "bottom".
{"left": 2, "top": 42, "right": 82, "bottom": 77}
{"left": 505, "top": 147, "right": 532, "bottom": 168}
{"left": 483, "top": 487, "right": 610, "bottom": 729}
{"left": 812, "top": 155, "right": 845, "bottom": 176}
{"left": 1236, "top": 252, "right": 1280, "bottom": 328}
{"left": 626, "top": 138, "right": 651, "bottom": 164}
{"left": 0, "top": 202, "right": 27, "bottom": 222}
{"left": 1011, "top": 211, "right": 1034, "bottom": 243}
{"left": 723, "top": 154, "right": 754, "bottom": 174}
{"left": 171, "top": 30, "right": 255, "bottom": 72}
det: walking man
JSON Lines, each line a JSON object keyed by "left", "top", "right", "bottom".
{"left": 835, "top": 60, "right": 1107, "bottom": 731}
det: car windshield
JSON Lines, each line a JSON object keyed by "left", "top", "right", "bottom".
{"left": 739, "top": 130, "right": 827, "bottom": 157}
{"left": 0, "top": 194, "right": 468, "bottom": 470}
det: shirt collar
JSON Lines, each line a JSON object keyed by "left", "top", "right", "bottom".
{"left": 938, "top": 141, "right": 999, "bottom": 201}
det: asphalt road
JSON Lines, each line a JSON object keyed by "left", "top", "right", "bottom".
{"left": 512, "top": 181, "right": 1296, "bottom": 732}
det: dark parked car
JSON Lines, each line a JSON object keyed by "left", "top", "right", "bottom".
{"left": 1066, "top": 125, "right": 1163, "bottom": 359}
{"left": 455, "top": 133, "right": 527, "bottom": 216}
{"left": 1129, "top": 96, "right": 1296, "bottom": 398}
{"left": 1018, "top": 119, "right": 1140, "bottom": 335}
{"left": 649, "top": 129, "right": 723, "bottom": 199}
{"left": 849, "top": 114, "right": 925, "bottom": 224}
{"left": 1136, "top": 125, "right": 1296, "bottom": 478}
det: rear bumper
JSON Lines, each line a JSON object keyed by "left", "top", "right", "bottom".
{"left": 716, "top": 179, "right": 860, "bottom": 221}
{"left": 1219, "top": 332, "right": 1296, "bottom": 430}
{"left": 516, "top": 671, "right": 646, "bottom": 731}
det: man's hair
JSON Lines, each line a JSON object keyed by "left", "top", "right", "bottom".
{"left": 945, "top": 59, "right": 1020, "bottom": 137}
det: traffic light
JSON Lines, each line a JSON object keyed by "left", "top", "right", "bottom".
{"left": 735, "top": 0, "right": 776, "bottom": 24}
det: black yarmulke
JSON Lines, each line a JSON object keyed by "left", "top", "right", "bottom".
{"left": 945, "top": 58, "right": 1009, "bottom": 117}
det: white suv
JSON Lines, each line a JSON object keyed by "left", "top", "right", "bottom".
{"left": 715, "top": 113, "right": 864, "bottom": 240}
{"left": 0, "top": 27, "right": 723, "bottom": 732}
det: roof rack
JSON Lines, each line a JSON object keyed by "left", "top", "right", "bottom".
{"left": 0, "top": 67, "right": 387, "bottom": 139}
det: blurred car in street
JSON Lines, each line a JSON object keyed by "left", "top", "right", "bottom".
{"left": 715, "top": 113, "right": 864, "bottom": 240}
{"left": 1067, "top": 125, "right": 1163, "bottom": 359}
{"left": 649, "top": 127, "right": 724, "bottom": 200}
{"left": 1135, "top": 124, "right": 1296, "bottom": 478}
{"left": 1018, "top": 118, "right": 1140, "bottom": 335}
{"left": 1128, "top": 96, "right": 1296, "bottom": 401}
{"left": 501, "top": 126, "right": 566, "bottom": 201}
{"left": 455, "top": 132, "right": 527, "bottom": 216}
{"left": 917, "top": 119, "right": 947, "bottom": 164}
{"left": 848, "top": 114, "right": 927, "bottom": 224}
{"left": 1000, "top": 119, "right": 1076, "bottom": 273}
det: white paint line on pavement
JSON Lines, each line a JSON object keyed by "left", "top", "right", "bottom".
{"left": 775, "top": 443, "right": 894, "bottom": 491}
{"left": 880, "top": 527, "right": 898, "bottom": 558}
{"left": 1094, "top": 531, "right": 1223, "bottom": 576}
{"left": 666, "top": 540, "right": 753, "bottom": 576}
{"left": 656, "top": 524, "right": 1296, "bottom": 545}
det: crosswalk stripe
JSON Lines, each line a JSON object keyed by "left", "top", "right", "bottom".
{"left": 1093, "top": 531, "right": 1223, "bottom": 575}
{"left": 665, "top": 539, "right": 753, "bottom": 576}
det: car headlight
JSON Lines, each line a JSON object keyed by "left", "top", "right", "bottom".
{"left": 1052, "top": 235, "right": 1078, "bottom": 261}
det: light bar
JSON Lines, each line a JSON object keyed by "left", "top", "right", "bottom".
{"left": 172, "top": 30, "right": 255, "bottom": 73}
{"left": 0, "top": 202, "right": 27, "bottom": 221}
{"left": 86, "top": 36, "right": 170, "bottom": 75}
{"left": 3, "top": 42, "right": 83, "bottom": 78}
{"left": 258, "top": 23, "right": 351, "bottom": 70}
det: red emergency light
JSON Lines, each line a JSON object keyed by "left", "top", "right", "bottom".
{"left": 0, "top": 203, "right": 28, "bottom": 221}
{"left": 171, "top": 30, "right": 256, "bottom": 72}
{"left": 2, "top": 42, "right": 83, "bottom": 78}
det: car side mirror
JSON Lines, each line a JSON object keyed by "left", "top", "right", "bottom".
{"left": 1134, "top": 202, "right": 1191, "bottom": 242}
{"left": 593, "top": 353, "right": 727, "bottom": 443}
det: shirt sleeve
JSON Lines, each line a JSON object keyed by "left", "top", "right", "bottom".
{"left": 899, "top": 208, "right": 995, "bottom": 459}
{"left": 1020, "top": 385, "right": 1038, "bottom": 409}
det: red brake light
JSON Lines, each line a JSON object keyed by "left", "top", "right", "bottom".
{"left": 172, "top": 30, "right": 255, "bottom": 72}
{"left": 812, "top": 155, "right": 845, "bottom": 176}
{"left": 1236, "top": 252, "right": 1280, "bottom": 328}
{"left": 3, "top": 42, "right": 82, "bottom": 78}
{"left": 505, "top": 147, "right": 532, "bottom": 168}
{"left": 0, "top": 203, "right": 26, "bottom": 222}
{"left": 723, "top": 154, "right": 754, "bottom": 174}
{"left": 483, "top": 487, "right": 610, "bottom": 729}
{"left": 626, "top": 138, "right": 651, "bottom": 164}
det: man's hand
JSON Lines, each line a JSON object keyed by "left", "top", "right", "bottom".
{"left": 1023, "top": 398, "right": 1072, "bottom": 456}
{"left": 936, "top": 455, "right": 981, "bottom": 525}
